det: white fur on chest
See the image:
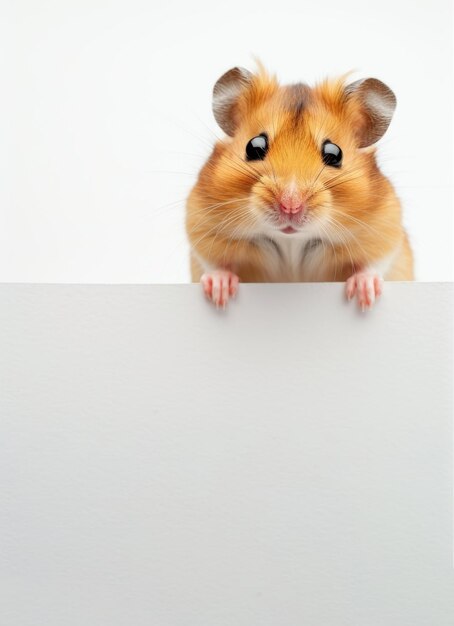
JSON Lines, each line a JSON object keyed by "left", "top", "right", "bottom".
{"left": 277, "top": 237, "right": 306, "bottom": 281}
{"left": 261, "top": 234, "right": 324, "bottom": 282}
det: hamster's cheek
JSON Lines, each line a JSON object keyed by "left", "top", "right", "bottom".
{"left": 247, "top": 179, "right": 275, "bottom": 217}
{"left": 306, "top": 191, "right": 332, "bottom": 224}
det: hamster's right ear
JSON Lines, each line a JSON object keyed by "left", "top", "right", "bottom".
{"left": 213, "top": 67, "right": 253, "bottom": 136}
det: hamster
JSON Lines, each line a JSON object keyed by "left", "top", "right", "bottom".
{"left": 186, "top": 64, "right": 413, "bottom": 310}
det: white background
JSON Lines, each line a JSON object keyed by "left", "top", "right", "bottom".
{"left": 1, "top": 0, "right": 452, "bottom": 283}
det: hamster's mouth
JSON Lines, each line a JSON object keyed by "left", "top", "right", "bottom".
{"left": 281, "top": 226, "right": 298, "bottom": 234}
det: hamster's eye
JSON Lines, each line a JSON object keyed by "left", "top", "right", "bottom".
{"left": 322, "top": 140, "right": 342, "bottom": 167}
{"left": 245, "top": 134, "right": 268, "bottom": 161}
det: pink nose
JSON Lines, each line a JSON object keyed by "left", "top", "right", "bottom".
{"left": 279, "top": 189, "right": 305, "bottom": 215}
{"left": 279, "top": 201, "right": 305, "bottom": 215}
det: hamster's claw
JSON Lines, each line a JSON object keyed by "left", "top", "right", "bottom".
{"left": 201, "top": 270, "right": 239, "bottom": 308}
{"left": 345, "top": 271, "right": 383, "bottom": 312}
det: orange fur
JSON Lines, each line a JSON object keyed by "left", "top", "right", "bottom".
{"left": 186, "top": 68, "right": 413, "bottom": 283}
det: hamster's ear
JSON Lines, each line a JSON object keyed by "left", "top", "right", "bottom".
{"left": 213, "top": 67, "right": 253, "bottom": 136}
{"left": 345, "top": 78, "right": 396, "bottom": 147}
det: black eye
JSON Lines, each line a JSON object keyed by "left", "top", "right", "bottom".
{"left": 245, "top": 134, "right": 268, "bottom": 161}
{"left": 322, "top": 140, "right": 342, "bottom": 167}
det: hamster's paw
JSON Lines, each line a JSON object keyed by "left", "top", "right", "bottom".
{"left": 345, "top": 271, "right": 383, "bottom": 312}
{"left": 201, "top": 270, "right": 239, "bottom": 308}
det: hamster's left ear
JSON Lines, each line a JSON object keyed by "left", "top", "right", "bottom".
{"left": 212, "top": 67, "right": 253, "bottom": 136}
{"left": 345, "top": 78, "right": 397, "bottom": 147}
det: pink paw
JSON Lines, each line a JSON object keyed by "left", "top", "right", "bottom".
{"left": 201, "top": 270, "right": 239, "bottom": 308}
{"left": 345, "top": 271, "right": 383, "bottom": 311}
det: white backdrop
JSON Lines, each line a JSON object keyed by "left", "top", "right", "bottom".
{"left": 1, "top": 0, "right": 452, "bottom": 283}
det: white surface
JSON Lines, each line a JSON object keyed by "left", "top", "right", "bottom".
{"left": 0, "top": 282, "right": 453, "bottom": 625}
{"left": 0, "top": 0, "right": 452, "bottom": 283}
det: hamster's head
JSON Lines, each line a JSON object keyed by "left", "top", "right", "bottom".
{"left": 200, "top": 65, "right": 396, "bottom": 241}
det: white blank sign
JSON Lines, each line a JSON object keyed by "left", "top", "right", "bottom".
{"left": 0, "top": 283, "right": 453, "bottom": 625}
